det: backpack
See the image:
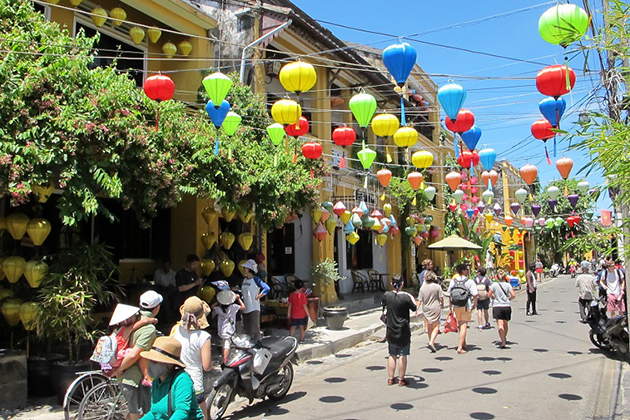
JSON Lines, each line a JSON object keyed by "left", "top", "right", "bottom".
{"left": 90, "top": 333, "right": 118, "bottom": 366}
{"left": 450, "top": 277, "right": 471, "bottom": 307}
{"left": 476, "top": 277, "right": 488, "bottom": 300}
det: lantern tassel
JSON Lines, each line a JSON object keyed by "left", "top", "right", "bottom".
{"left": 214, "top": 135, "right": 219, "bottom": 155}
{"left": 470, "top": 160, "right": 474, "bottom": 177}
{"left": 545, "top": 143, "right": 551, "bottom": 165}
{"left": 565, "top": 56, "right": 571, "bottom": 92}
{"left": 553, "top": 137, "right": 557, "bottom": 157}
{"left": 386, "top": 145, "right": 392, "bottom": 163}
{"left": 340, "top": 152, "right": 346, "bottom": 169}
{"left": 454, "top": 135, "right": 459, "bottom": 158}
{"left": 400, "top": 96, "right": 406, "bottom": 125}
{"left": 293, "top": 146, "right": 297, "bottom": 164}
{"left": 489, "top": 180, "right": 493, "bottom": 192}
{"left": 364, "top": 173, "right": 368, "bottom": 189}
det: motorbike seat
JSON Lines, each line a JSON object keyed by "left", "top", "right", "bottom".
{"left": 261, "top": 337, "right": 295, "bottom": 361}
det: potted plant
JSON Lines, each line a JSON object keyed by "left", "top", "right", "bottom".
{"left": 311, "top": 259, "right": 348, "bottom": 330}
{"left": 36, "top": 241, "right": 120, "bottom": 403}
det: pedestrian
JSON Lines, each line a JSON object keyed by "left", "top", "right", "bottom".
{"left": 288, "top": 280, "right": 311, "bottom": 342}
{"left": 213, "top": 290, "right": 245, "bottom": 363}
{"left": 488, "top": 269, "right": 516, "bottom": 348}
{"left": 581, "top": 258, "right": 590, "bottom": 274}
{"left": 240, "top": 259, "right": 270, "bottom": 341}
{"left": 526, "top": 264, "right": 538, "bottom": 316}
{"left": 382, "top": 275, "right": 416, "bottom": 386}
{"left": 485, "top": 248, "right": 495, "bottom": 279}
{"left": 175, "top": 255, "right": 203, "bottom": 316}
{"left": 448, "top": 263, "right": 478, "bottom": 354}
{"left": 535, "top": 258, "right": 543, "bottom": 283}
{"left": 602, "top": 260, "right": 625, "bottom": 317}
{"left": 417, "top": 271, "right": 443, "bottom": 353}
{"left": 597, "top": 263, "right": 608, "bottom": 300}
{"left": 139, "top": 337, "right": 204, "bottom": 420}
{"left": 575, "top": 266, "right": 597, "bottom": 323}
{"left": 171, "top": 296, "right": 213, "bottom": 420}
{"left": 474, "top": 268, "right": 491, "bottom": 330}
{"left": 416, "top": 259, "right": 433, "bottom": 295}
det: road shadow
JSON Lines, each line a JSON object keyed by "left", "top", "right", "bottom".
{"left": 558, "top": 393, "right": 582, "bottom": 401}
{"left": 391, "top": 402, "right": 414, "bottom": 410}
{"left": 470, "top": 413, "right": 496, "bottom": 419}
{"left": 472, "top": 387, "right": 498, "bottom": 394}
{"left": 226, "top": 391, "right": 307, "bottom": 419}
{"left": 548, "top": 373, "right": 572, "bottom": 379}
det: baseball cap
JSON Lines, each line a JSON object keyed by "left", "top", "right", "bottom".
{"left": 140, "top": 290, "right": 163, "bottom": 309}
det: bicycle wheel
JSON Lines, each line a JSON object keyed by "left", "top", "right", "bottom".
{"left": 78, "top": 381, "right": 127, "bottom": 420}
{"left": 64, "top": 372, "right": 108, "bottom": 420}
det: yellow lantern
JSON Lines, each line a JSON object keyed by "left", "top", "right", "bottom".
{"left": 222, "top": 206, "right": 236, "bottom": 222}
{"left": 198, "top": 286, "right": 216, "bottom": 304}
{"left": 200, "top": 259, "right": 215, "bottom": 276}
{"left": 129, "top": 27, "right": 145, "bottom": 45}
{"left": 484, "top": 213, "right": 494, "bottom": 223}
{"left": 20, "top": 302, "right": 38, "bottom": 331}
{"left": 371, "top": 218, "right": 382, "bottom": 231}
{"left": 201, "top": 232, "right": 217, "bottom": 250}
{"left": 24, "top": 260, "right": 48, "bottom": 288}
{"left": 238, "top": 212, "right": 253, "bottom": 224}
{"left": 220, "top": 259, "right": 235, "bottom": 277}
{"left": 162, "top": 42, "right": 177, "bottom": 59}
{"left": 271, "top": 99, "right": 301, "bottom": 125}
{"left": 31, "top": 181, "right": 54, "bottom": 203}
{"left": 178, "top": 41, "right": 193, "bottom": 56}
{"left": 201, "top": 207, "right": 217, "bottom": 225}
{"left": 393, "top": 126, "right": 418, "bottom": 148}
{"left": 148, "top": 27, "right": 162, "bottom": 43}
{"left": 27, "top": 218, "right": 51, "bottom": 246}
{"left": 69, "top": 0, "right": 83, "bottom": 5}
{"left": 91, "top": 7, "right": 108, "bottom": 27}
{"left": 412, "top": 150, "right": 434, "bottom": 169}
{"left": 325, "top": 218, "right": 336, "bottom": 235}
{"left": 6, "top": 213, "right": 29, "bottom": 240}
{"left": 0, "top": 288, "right": 13, "bottom": 300}
{"left": 371, "top": 114, "right": 400, "bottom": 137}
{"left": 220, "top": 232, "right": 235, "bottom": 250}
{"left": 3, "top": 257, "right": 26, "bottom": 283}
{"left": 312, "top": 208, "right": 323, "bottom": 226}
{"left": 1, "top": 299, "right": 22, "bottom": 327}
{"left": 376, "top": 234, "right": 388, "bottom": 247}
{"left": 109, "top": 7, "right": 126, "bottom": 25}
{"left": 346, "top": 232, "right": 360, "bottom": 245}
{"left": 279, "top": 61, "right": 317, "bottom": 94}
{"left": 238, "top": 233, "right": 253, "bottom": 251}
{"left": 340, "top": 210, "right": 352, "bottom": 225}
{"left": 238, "top": 259, "right": 248, "bottom": 276}
{"left": 383, "top": 203, "right": 392, "bottom": 218}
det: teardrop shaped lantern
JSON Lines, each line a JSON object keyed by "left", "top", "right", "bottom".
{"left": 377, "top": 169, "right": 392, "bottom": 188}
{"left": 424, "top": 186, "right": 436, "bottom": 201}
{"left": 26, "top": 218, "right": 51, "bottom": 246}
{"left": 437, "top": 83, "right": 467, "bottom": 121}
{"left": 202, "top": 207, "right": 218, "bottom": 225}
{"left": 3, "top": 256, "right": 26, "bottom": 283}
{"left": 1, "top": 299, "right": 22, "bottom": 327}
{"left": 445, "top": 172, "right": 462, "bottom": 191}
{"left": 279, "top": 61, "right": 317, "bottom": 94}
{"left": 203, "top": 72, "right": 233, "bottom": 105}
{"left": 201, "top": 232, "right": 217, "bottom": 250}
{"left": 200, "top": 260, "right": 215, "bottom": 276}
{"left": 349, "top": 93, "right": 377, "bottom": 129}
{"left": 520, "top": 164, "right": 538, "bottom": 186}
{"left": 220, "top": 232, "right": 235, "bottom": 250}
{"left": 129, "top": 27, "right": 145, "bottom": 45}
{"left": 6, "top": 213, "right": 29, "bottom": 240}
{"left": 271, "top": 99, "right": 302, "bottom": 125}
{"left": 162, "top": 41, "right": 177, "bottom": 59}
{"left": 461, "top": 125, "right": 482, "bottom": 151}
{"left": 31, "top": 181, "right": 54, "bottom": 203}
{"left": 547, "top": 186, "right": 560, "bottom": 201}
{"left": 267, "top": 123, "right": 286, "bottom": 146}
{"left": 222, "top": 112, "right": 242, "bottom": 136}
{"left": 514, "top": 188, "right": 528, "bottom": 204}
{"left": 539, "top": 97, "right": 566, "bottom": 127}
{"left": 556, "top": 156, "right": 573, "bottom": 179}
{"left": 538, "top": 4, "right": 589, "bottom": 47}
{"left": 222, "top": 206, "right": 236, "bottom": 222}
{"left": 237, "top": 233, "right": 253, "bottom": 251}
{"left": 220, "top": 260, "right": 235, "bottom": 277}
{"left": 325, "top": 218, "right": 337, "bottom": 235}
{"left": 178, "top": 41, "right": 193, "bottom": 56}
{"left": 91, "top": 6, "right": 108, "bottom": 27}
{"left": 408, "top": 172, "right": 423, "bottom": 191}
{"left": 147, "top": 27, "right": 162, "bottom": 43}
{"left": 577, "top": 181, "right": 590, "bottom": 194}
{"left": 383, "top": 42, "right": 417, "bottom": 87}
{"left": 110, "top": 7, "right": 126, "bottom": 26}
{"left": 20, "top": 302, "right": 38, "bottom": 331}
{"left": 478, "top": 149, "right": 496, "bottom": 172}
{"left": 24, "top": 260, "right": 48, "bottom": 288}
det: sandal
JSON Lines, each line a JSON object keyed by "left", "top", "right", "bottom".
{"left": 387, "top": 378, "right": 396, "bottom": 386}
{"left": 398, "top": 378, "right": 409, "bottom": 387}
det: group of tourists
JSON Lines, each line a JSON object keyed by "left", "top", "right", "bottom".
{"left": 575, "top": 258, "right": 626, "bottom": 321}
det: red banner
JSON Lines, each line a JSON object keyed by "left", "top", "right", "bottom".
{"left": 601, "top": 209, "right": 612, "bottom": 227}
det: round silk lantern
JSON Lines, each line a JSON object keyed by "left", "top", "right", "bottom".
{"left": 482, "top": 190, "right": 494, "bottom": 203}
{"left": 222, "top": 206, "right": 236, "bottom": 222}
{"left": 445, "top": 172, "right": 462, "bottom": 191}
{"left": 412, "top": 151, "right": 433, "bottom": 169}
{"left": 24, "top": 260, "right": 48, "bottom": 288}
{"left": 200, "top": 260, "right": 216, "bottom": 276}
{"left": 453, "top": 190, "right": 464, "bottom": 204}
{"left": 539, "top": 4, "right": 589, "bottom": 47}
{"left": 201, "top": 232, "right": 217, "bottom": 250}
{"left": 20, "top": 302, "right": 38, "bottom": 331}
{"left": 578, "top": 180, "right": 590, "bottom": 194}
{"left": 556, "top": 156, "right": 573, "bottom": 179}
{"left": 178, "top": 41, "right": 192, "bottom": 56}
{"left": 31, "top": 181, "right": 54, "bottom": 203}
{"left": 3, "top": 257, "right": 26, "bottom": 283}
{"left": 302, "top": 142, "right": 322, "bottom": 159}
{"left": 346, "top": 232, "right": 360, "bottom": 245}
{"left": 1, "top": 299, "right": 22, "bottom": 327}
{"left": 536, "top": 65, "right": 576, "bottom": 98}
{"left": 531, "top": 119, "right": 555, "bottom": 140}
{"left": 286, "top": 117, "right": 309, "bottom": 137}
{"left": 143, "top": 74, "right": 175, "bottom": 102}
{"left": 147, "top": 27, "right": 162, "bottom": 43}
{"left": 349, "top": 93, "right": 377, "bottom": 128}
{"left": 162, "top": 42, "right": 177, "bottom": 59}
{"left": 520, "top": 164, "right": 538, "bottom": 186}
{"left": 220, "top": 260, "right": 235, "bottom": 277}
{"left": 267, "top": 123, "right": 286, "bottom": 146}
{"left": 222, "top": 112, "right": 242, "bottom": 136}
{"left": 372, "top": 114, "right": 399, "bottom": 137}
{"left": 393, "top": 127, "right": 418, "bottom": 148}
{"left": 26, "top": 218, "right": 51, "bottom": 246}
{"left": 220, "top": 232, "right": 235, "bottom": 249}
{"left": 202, "top": 207, "right": 218, "bottom": 225}
{"left": 6, "top": 213, "right": 29, "bottom": 240}
{"left": 383, "top": 204, "right": 392, "bottom": 218}
{"left": 377, "top": 169, "right": 392, "bottom": 188}
{"left": 382, "top": 42, "right": 417, "bottom": 87}
{"left": 91, "top": 6, "right": 108, "bottom": 27}
{"left": 110, "top": 7, "right": 126, "bottom": 25}
{"left": 482, "top": 170, "right": 499, "bottom": 188}
{"left": 408, "top": 172, "right": 423, "bottom": 191}
{"left": 279, "top": 61, "right": 317, "bottom": 94}
{"left": 445, "top": 109, "right": 475, "bottom": 133}
{"left": 332, "top": 126, "right": 356, "bottom": 146}
{"left": 203, "top": 72, "right": 233, "bottom": 105}
{"left": 437, "top": 83, "right": 467, "bottom": 121}
{"left": 271, "top": 99, "right": 301, "bottom": 125}
{"left": 238, "top": 233, "right": 253, "bottom": 251}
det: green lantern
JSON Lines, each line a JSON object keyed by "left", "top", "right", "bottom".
{"left": 357, "top": 146, "right": 377, "bottom": 170}
{"left": 514, "top": 188, "right": 528, "bottom": 204}
{"left": 453, "top": 190, "right": 464, "bottom": 204}
{"left": 538, "top": 4, "right": 589, "bottom": 47}
{"left": 362, "top": 216, "right": 375, "bottom": 229}
{"left": 202, "top": 72, "right": 233, "bottom": 105}
{"left": 349, "top": 93, "right": 377, "bottom": 128}
{"left": 222, "top": 112, "right": 242, "bottom": 136}
{"left": 266, "top": 123, "right": 286, "bottom": 146}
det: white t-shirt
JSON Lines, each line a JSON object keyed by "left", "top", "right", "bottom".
{"left": 242, "top": 277, "right": 261, "bottom": 313}
{"left": 172, "top": 326, "right": 211, "bottom": 393}
{"left": 605, "top": 269, "right": 624, "bottom": 296}
{"left": 448, "top": 275, "right": 478, "bottom": 311}
{"left": 490, "top": 282, "right": 513, "bottom": 308}
{"left": 213, "top": 304, "right": 239, "bottom": 339}
{"left": 153, "top": 268, "right": 176, "bottom": 287}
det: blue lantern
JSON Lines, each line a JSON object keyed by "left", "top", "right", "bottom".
{"left": 466, "top": 208, "right": 475, "bottom": 219}
{"left": 538, "top": 96, "right": 566, "bottom": 127}
{"left": 478, "top": 148, "right": 497, "bottom": 171}
{"left": 382, "top": 42, "right": 417, "bottom": 87}
{"left": 437, "top": 83, "right": 466, "bottom": 121}
{"left": 461, "top": 125, "right": 482, "bottom": 151}
{"left": 344, "top": 220, "right": 354, "bottom": 234}
{"left": 206, "top": 100, "right": 231, "bottom": 154}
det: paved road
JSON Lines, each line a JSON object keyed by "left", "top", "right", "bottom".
{"left": 223, "top": 275, "right": 623, "bottom": 420}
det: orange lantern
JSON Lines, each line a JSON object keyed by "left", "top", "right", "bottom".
{"left": 481, "top": 170, "right": 499, "bottom": 188}
{"left": 445, "top": 171, "right": 462, "bottom": 191}
{"left": 377, "top": 169, "right": 392, "bottom": 188}
{"left": 504, "top": 216, "right": 513, "bottom": 227}
{"left": 313, "top": 224, "right": 327, "bottom": 242}
{"left": 556, "top": 156, "right": 573, "bottom": 179}
{"left": 520, "top": 164, "right": 538, "bottom": 186}
{"left": 6, "top": 213, "right": 29, "bottom": 240}
{"left": 408, "top": 172, "right": 423, "bottom": 191}
{"left": 413, "top": 236, "right": 423, "bottom": 246}
{"left": 26, "top": 218, "right": 51, "bottom": 246}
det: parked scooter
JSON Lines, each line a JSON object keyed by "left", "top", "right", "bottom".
{"left": 550, "top": 263, "right": 561, "bottom": 278}
{"left": 207, "top": 334, "right": 299, "bottom": 420}
{"left": 586, "top": 296, "right": 629, "bottom": 356}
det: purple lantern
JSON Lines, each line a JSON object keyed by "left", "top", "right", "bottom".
{"left": 493, "top": 203, "right": 502, "bottom": 216}
{"left": 531, "top": 204, "right": 541, "bottom": 217}
{"left": 510, "top": 202, "right": 521, "bottom": 215}
{"left": 567, "top": 194, "right": 579, "bottom": 209}
{"left": 548, "top": 199, "right": 558, "bottom": 212}
{"left": 477, "top": 202, "right": 486, "bottom": 213}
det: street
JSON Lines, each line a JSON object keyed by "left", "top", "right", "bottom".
{"left": 223, "top": 276, "right": 622, "bottom": 420}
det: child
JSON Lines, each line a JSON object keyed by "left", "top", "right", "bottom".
{"left": 288, "top": 280, "right": 311, "bottom": 342}
{"left": 213, "top": 290, "right": 245, "bottom": 363}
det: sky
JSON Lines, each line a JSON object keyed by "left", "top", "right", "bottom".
{"left": 292, "top": 0, "right": 610, "bottom": 212}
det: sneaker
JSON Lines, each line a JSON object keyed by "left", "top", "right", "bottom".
{"left": 483, "top": 323, "right": 491, "bottom": 329}
{"left": 478, "top": 326, "right": 483, "bottom": 331}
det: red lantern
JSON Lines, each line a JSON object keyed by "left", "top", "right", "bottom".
{"left": 332, "top": 126, "right": 356, "bottom": 146}
{"left": 286, "top": 117, "right": 309, "bottom": 137}
{"left": 143, "top": 74, "right": 175, "bottom": 102}
{"left": 536, "top": 65, "right": 576, "bottom": 98}
{"left": 531, "top": 119, "right": 555, "bottom": 140}
{"left": 471, "top": 151, "right": 480, "bottom": 167}
{"left": 457, "top": 151, "right": 472, "bottom": 168}
{"left": 390, "top": 225, "right": 400, "bottom": 237}
{"left": 302, "top": 142, "right": 322, "bottom": 159}
{"left": 414, "top": 236, "right": 423, "bottom": 246}
{"left": 449, "top": 203, "right": 457, "bottom": 212}
{"left": 421, "top": 231, "right": 429, "bottom": 239}
{"left": 445, "top": 109, "right": 475, "bottom": 133}
{"left": 567, "top": 216, "right": 575, "bottom": 227}
{"left": 377, "top": 169, "right": 392, "bottom": 188}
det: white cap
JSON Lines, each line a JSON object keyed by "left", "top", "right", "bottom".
{"left": 140, "top": 290, "right": 163, "bottom": 309}
{"left": 110, "top": 304, "right": 140, "bottom": 326}
{"left": 242, "top": 259, "right": 258, "bottom": 274}
{"left": 217, "top": 290, "right": 237, "bottom": 306}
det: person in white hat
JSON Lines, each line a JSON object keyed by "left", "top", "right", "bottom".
{"left": 213, "top": 290, "right": 246, "bottom": 363}
{"left": 240, "top": 259, "right": 270, "bottom": 341}
{"left": 140, "top": 290, "right": 163, "bottom": 312}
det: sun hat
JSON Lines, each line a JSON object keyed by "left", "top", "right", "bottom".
{"left": 140, "top": 337, "right": 185, "bottom": 367}
{"left": 217, "top": 290, "right": 237, "bottom": 306}
{"left": 140, "top": 290, "right": 163, "bottom": 310}
{"left": 242, "top": 259, "right": 258, "bottom": 274}
{"left": 109, "top": 304, "right": 140, "bottom": 326}
{"left": 179, "top": 296, "right": 210, "bottom": 329}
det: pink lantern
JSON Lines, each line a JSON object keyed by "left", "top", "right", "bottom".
{"left": 390, "top": 225, "right": 400, "bottom": 237}
{"left": 538, "top": 217, "right": 546, "bottom": 226}
{"left": 421, "top": 231, "right": 429, "bottom": 239}
{"left": 313, "top": 225, "right": 326, "bottom": 242}
{"left": 431, "top": 229, "right": 440, "bottom": 238}
{"left": 320, "top": 208, "right": 330, "bottom": 223}
{"left": 524, "top": 217, "right": 534, "bottom": 228}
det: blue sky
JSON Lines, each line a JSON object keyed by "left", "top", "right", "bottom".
{"left": 292, "top": 0, "right": 610, "bottom": 211}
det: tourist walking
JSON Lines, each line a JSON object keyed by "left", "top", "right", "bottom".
{"left": 474, "top": 268, "right": 491, "bottom": 330}
{"left": 382, "top": 275, "right": 417, "bottom": 386}
{"left": 575, "top": 266, "right": 597, "bottom": 323}
{"left": 488, "top": 270, "right": 516, "bottom": 348}
{"left": 602, "top": 261, "right": 625, "bottom": 317}
{"left": 417, "top": 271, "right": 443, "bottom": 352}
{"left": 526, "top": 264, "right": 538, "bottom": 316}
{"left": 416, "top": 259, "right": 433, "bottom": 295}
{"left": 240, "top": 259, "right": 270, "bottom": 341}
{"left": 535, "top": 258, "right": 543, "bottom": 283}
{"left": 448, "top": 263, "right": 478, "bottom": 354}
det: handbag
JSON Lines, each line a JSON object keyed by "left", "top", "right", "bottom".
{"left": 444, "top": 311, "right": 458, "bottom": 333}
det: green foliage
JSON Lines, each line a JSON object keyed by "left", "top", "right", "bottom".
{"left": 310, "top": 258, "right": 344, "bottom": 288}
{"left": 534, "top": 178, "right": 595, "bottom": 217}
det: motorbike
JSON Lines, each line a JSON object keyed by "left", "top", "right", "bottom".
{"left": 586, "top": 296, "right": 629, "bottom": 356}
{"left": 207, "top": 334, "right": 299, "bottom": 420}
{"left": 550, "top": 263, "right": 561, "bottom": 278}
{"left": 569, "top": 265, "right": 577, "bottom": 278}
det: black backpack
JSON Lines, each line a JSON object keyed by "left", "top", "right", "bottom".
{"left": 450, "top": 277, "right": 471, "bottom": 307}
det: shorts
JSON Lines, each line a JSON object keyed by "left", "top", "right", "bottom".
{"left": 388, "top": 342, "right": 410, "bottom": 357}
{"left": 493, "top": 307, "right": 512, "bottom": 321}
{"left": 477, "top": 299, "right": 490, "bottom": 310}
{"left": 454, "top": 307, "right": 472, "bottom": 323}
{"left": 290, "top": 317, "right": 308, "bottom": 327}
{"left": 196, "top": 391, "right": 207, "bottom": 404}
{"left": 607, "top": 294, "right": 626, "bottom": 313}
{"left": 536, "top": 268, "right": 543, "bottom": 274}
{"left": 121, "top": 383, "right": 151, "bottom": 415}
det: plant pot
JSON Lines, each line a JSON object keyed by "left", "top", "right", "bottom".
{"left": 51, "top": 361, "right": 89, "bottom": 405}
{"left": 27, "top": 355, "right": 65, "bottom": 398}
{"left": 323, "top": 306, "right": 348, "bottom": 330}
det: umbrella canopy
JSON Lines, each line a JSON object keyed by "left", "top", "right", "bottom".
{"left": 427, "top": 234, "right": 482, "bottom": 250}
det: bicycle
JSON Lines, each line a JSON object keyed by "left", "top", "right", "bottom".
{"left": 63, "top": 370, "right": 108, "bottom": 420}
{"left": 63, "top": 370, "right": 127, "bottom": 420}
